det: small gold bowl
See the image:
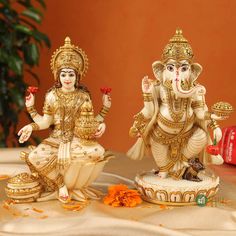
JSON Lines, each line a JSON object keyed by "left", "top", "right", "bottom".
{"left": 211, "top": 102, "right": 234, "bottom": 118}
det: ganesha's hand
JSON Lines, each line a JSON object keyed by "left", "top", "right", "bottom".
{"left": 142, "top": 76, "right": 154, "bottom": 93}
{"left": 102, "top": 94, "right": 111, "bottom": 108}
{"left": 18, "top": 124, "right": 33, "bottom": 143}
{"left": 213, "top": 127, "right": 222, "bottom": 143}
{"left": 211, "top": 113, "right": 227, "bottom": 121}
{"left": 25, "top": 93, "right": 35, "bottom": 107}
{"left": 94, "top": 123, "right": 106, "bottom": 138}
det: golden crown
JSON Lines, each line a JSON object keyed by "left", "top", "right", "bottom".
{"left": 162, "top": 29, "right": 194, "bottom": 63}
{"left": 50, "top": 37, "right": 88, "bottom": 80}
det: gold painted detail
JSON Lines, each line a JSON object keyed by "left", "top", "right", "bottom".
{"left": 157, "top": 113, "right": 194, "bottom": 129}
{"left": 74, "top": 98, "right": 99, "bottom": 143}
{"left": 166, "top": 88, "right": 189, "bottom": 122}
{"left": 50, "top": 37, "right": 88, "bottom": 80}
{"left": 150, "top": 124, "right": 196, "bottom": 145}
{"left": 192, "top": 100, "right": 205, "bottom": 109}
{"left": 129, "top": 112, "right": 150, "bottom": 138}
{"left": 8, "top": 173, "right": 37, "bottom": 185}
{"left": 30, "top": 122, "right": 40, "bottom": 131}
{"left": 208, "top": 119, "right": 219, "bottom": 130}
{"left": 143, "top": 93, "right": 153, "bottom": 102}
{"left": 211, "top": 101, "right": 234, "bottom": 118}
{"left": 99, "top": 106, "right": 110, "bottom": 118}
{"left": 43, "top": 102, "right": 53, "bottom": 115}
{"left": 5, "top": 185, "right": 42, "bottom": 196}
{"left": 162, "top": 28, "right": 194, "bottom": 63}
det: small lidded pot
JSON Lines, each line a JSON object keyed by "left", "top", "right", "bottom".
{"left": 74, "top": 99, "right": 99, "bottom": 145}
{"left": 5, "top": 173, "right": 42, "bottom": 203}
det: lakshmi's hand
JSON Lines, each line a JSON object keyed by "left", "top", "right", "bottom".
{"left": 142, "top": 76, "right": 154, "bottom": 93}
{"left": 25, "top": 93, "right": 35, "bottom": 107}
{"left": 102, "top": 94, "right": 111, "bottom": 108}
{"left": 213, "top": 127, "right": 222, "bottom": 143}
{"left": 18, "top": 124, "right": 33, "bottom": 143}
{"left": 94, "top": 123, "right": 106, "bottom": 138}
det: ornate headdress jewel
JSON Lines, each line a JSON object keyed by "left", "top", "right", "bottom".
{"left": 161, "top": 28, "right": 194, "bottom": 63}
{"left": 50, "top": 37, "right": 88, "bottom": 80}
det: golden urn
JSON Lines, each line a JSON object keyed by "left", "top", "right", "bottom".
{"left": 74, "top": 99, "right": 99, "bottom": 144}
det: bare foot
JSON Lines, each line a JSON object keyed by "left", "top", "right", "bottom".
{"left": 58, "top": 185, "right": 69, "bottom": 203}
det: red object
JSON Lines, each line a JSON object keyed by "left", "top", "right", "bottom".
{"left": 27, "top": 86, "right": 39, "bottom": 94}
{"left": 100, "top": 87, "right": 112, "bottom": 94}
{"left": 218, "top": 126, "right": 236, "bottom": 165}
{"left": 206, "top": 145, "right": 220, "bottom": 155}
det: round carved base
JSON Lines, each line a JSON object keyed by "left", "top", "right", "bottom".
{"left": 135, "top": 170, "right": 219, "bottom": 206}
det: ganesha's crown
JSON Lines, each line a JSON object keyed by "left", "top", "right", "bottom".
{"left": 162, "top": 29, "right": 194, "bottom": 63}
{"left": 50, "top": 37, "right": 88, "bottom": 80}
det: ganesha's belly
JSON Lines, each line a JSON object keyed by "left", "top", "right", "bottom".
{"left": 158, "top": 105, "right": 195, "bottom": 134}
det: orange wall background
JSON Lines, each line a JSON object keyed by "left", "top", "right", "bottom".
{"left": 21, "top": 0, "right": 236, "bottom": 152}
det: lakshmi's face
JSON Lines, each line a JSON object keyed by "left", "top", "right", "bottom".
{"left": 59, "top": 68, "right": 76, "bottom": 91}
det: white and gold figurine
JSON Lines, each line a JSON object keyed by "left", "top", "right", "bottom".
{"left": 127, "top": 29, "right": 233, "bottom": 205}
{"left": 5, "top": 37, "right": 112, "bottom": 204}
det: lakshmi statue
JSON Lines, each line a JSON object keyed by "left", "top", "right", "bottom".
{"left": 127, "top": 29, "right": 233, "bottom": 205}
{"left": 5, "top": 37, "right": 112, "bottom": 203}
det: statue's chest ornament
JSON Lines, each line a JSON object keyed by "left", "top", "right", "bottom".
{"left": 165, "top": 88, "right": 188, "bottom": 122}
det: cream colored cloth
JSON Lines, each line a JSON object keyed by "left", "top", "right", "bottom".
{"left": 1, "top": 148, "right": 236, "bottom": 236}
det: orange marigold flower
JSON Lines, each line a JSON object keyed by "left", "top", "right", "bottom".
{"left": 103, "top": 184, "right": 142, "bottom": 207}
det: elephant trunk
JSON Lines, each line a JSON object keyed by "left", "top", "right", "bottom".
{"left": 172, "top": 76, "right": 205, "bottom": 98}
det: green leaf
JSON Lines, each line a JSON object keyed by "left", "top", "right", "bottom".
{"left": 14, "top": 24, "right": 32, "bottom": 35}
{"left": 9, "top": 87, "right": 24, "bottom": 109}
{"left": 23, "top": 43, "right": 39, "bottom": 65}
{"left": 22, "top": 9, "right": 41, "bottom": 23}
{"left": 8, "top": 55, "right": 23, "bottom": 75}
{"left": 0, "top": 48, "right": 8, "bottom": 63}
{"left": 32, "top": 30, "right": 51, "bottom": 47}
{"left": 0, "top": 0, "right": 10, "bottom": 6}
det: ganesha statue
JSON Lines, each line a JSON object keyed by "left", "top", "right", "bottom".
{"left": 5, "top": 37, "right": 113, "bottom": 204}
{"left": 127, "top": 29, "right": 233, "bottom": 205}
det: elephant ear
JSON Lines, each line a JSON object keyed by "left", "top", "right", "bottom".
{"left": 190, "top": 63, "right": 202, "bottom": 82}
{"left": 152, "top": 61, "right": 164, "bottom": 81}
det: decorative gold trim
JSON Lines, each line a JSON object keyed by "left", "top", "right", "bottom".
{"left": 208, "top": 119, "right": 219, "bottom": 130}
{"left": 30, "top": 122, "right": 40, "bottom": 131}
{"left": 192, "top": 100, "right": 205, "bottom": 109}
{"left": 5, "top": 185, "right": 42, "bottom": 196}
{"left": 157, "top": 113, "right": 194, "bottom": 129}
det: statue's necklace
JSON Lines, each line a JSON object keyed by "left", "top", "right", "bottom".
{"left": 166, "top": 88, "right": 188, "bottom": 122}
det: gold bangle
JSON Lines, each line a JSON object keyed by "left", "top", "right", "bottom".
{"left": 208, "top": 119, "right": 219, "bottom": 130}
{"left": 192, "top": 101, "right": 205, "bottom": 109}
{"left": 143, "top": 93, "right": 153, "bottom": 102}
{"left": 30, "top": 123, "right": 40, "bottom": 131}
{"left": 99, "top": 106, "right": 110, "bottom": 118}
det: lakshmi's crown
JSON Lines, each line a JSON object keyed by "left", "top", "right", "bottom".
{"left": 50, "top": 37, "right": 88, "bottom": 80}
{"left": 161, "top": 29, "right": 194, "bottom": 63}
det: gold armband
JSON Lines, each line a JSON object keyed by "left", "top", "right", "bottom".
{"left": 30, "top": 122, "right": 40, "bottom": 131}
{"left": 99, "top": 106, "right": 110, "bottom": 118}
{"left": 27, "top": 106, "right": 38, "bottom": 119}
{"left": 192, "top": 100, "right": 205, "bottom": 109}
{"left": 143, "top": 93, "right": 153, "bottom": 102}
{"left": 129, "top": 112, "right": 150, "bottom": 137}
{"left": 208, "top": 119, "right": 219, "bottom": 130}
{"left": 204, "top": 111, "right": 212, "bottom": 120}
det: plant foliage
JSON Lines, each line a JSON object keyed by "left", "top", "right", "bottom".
{"left": 0, "top": 0, "right": 50, "bottom": 147}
